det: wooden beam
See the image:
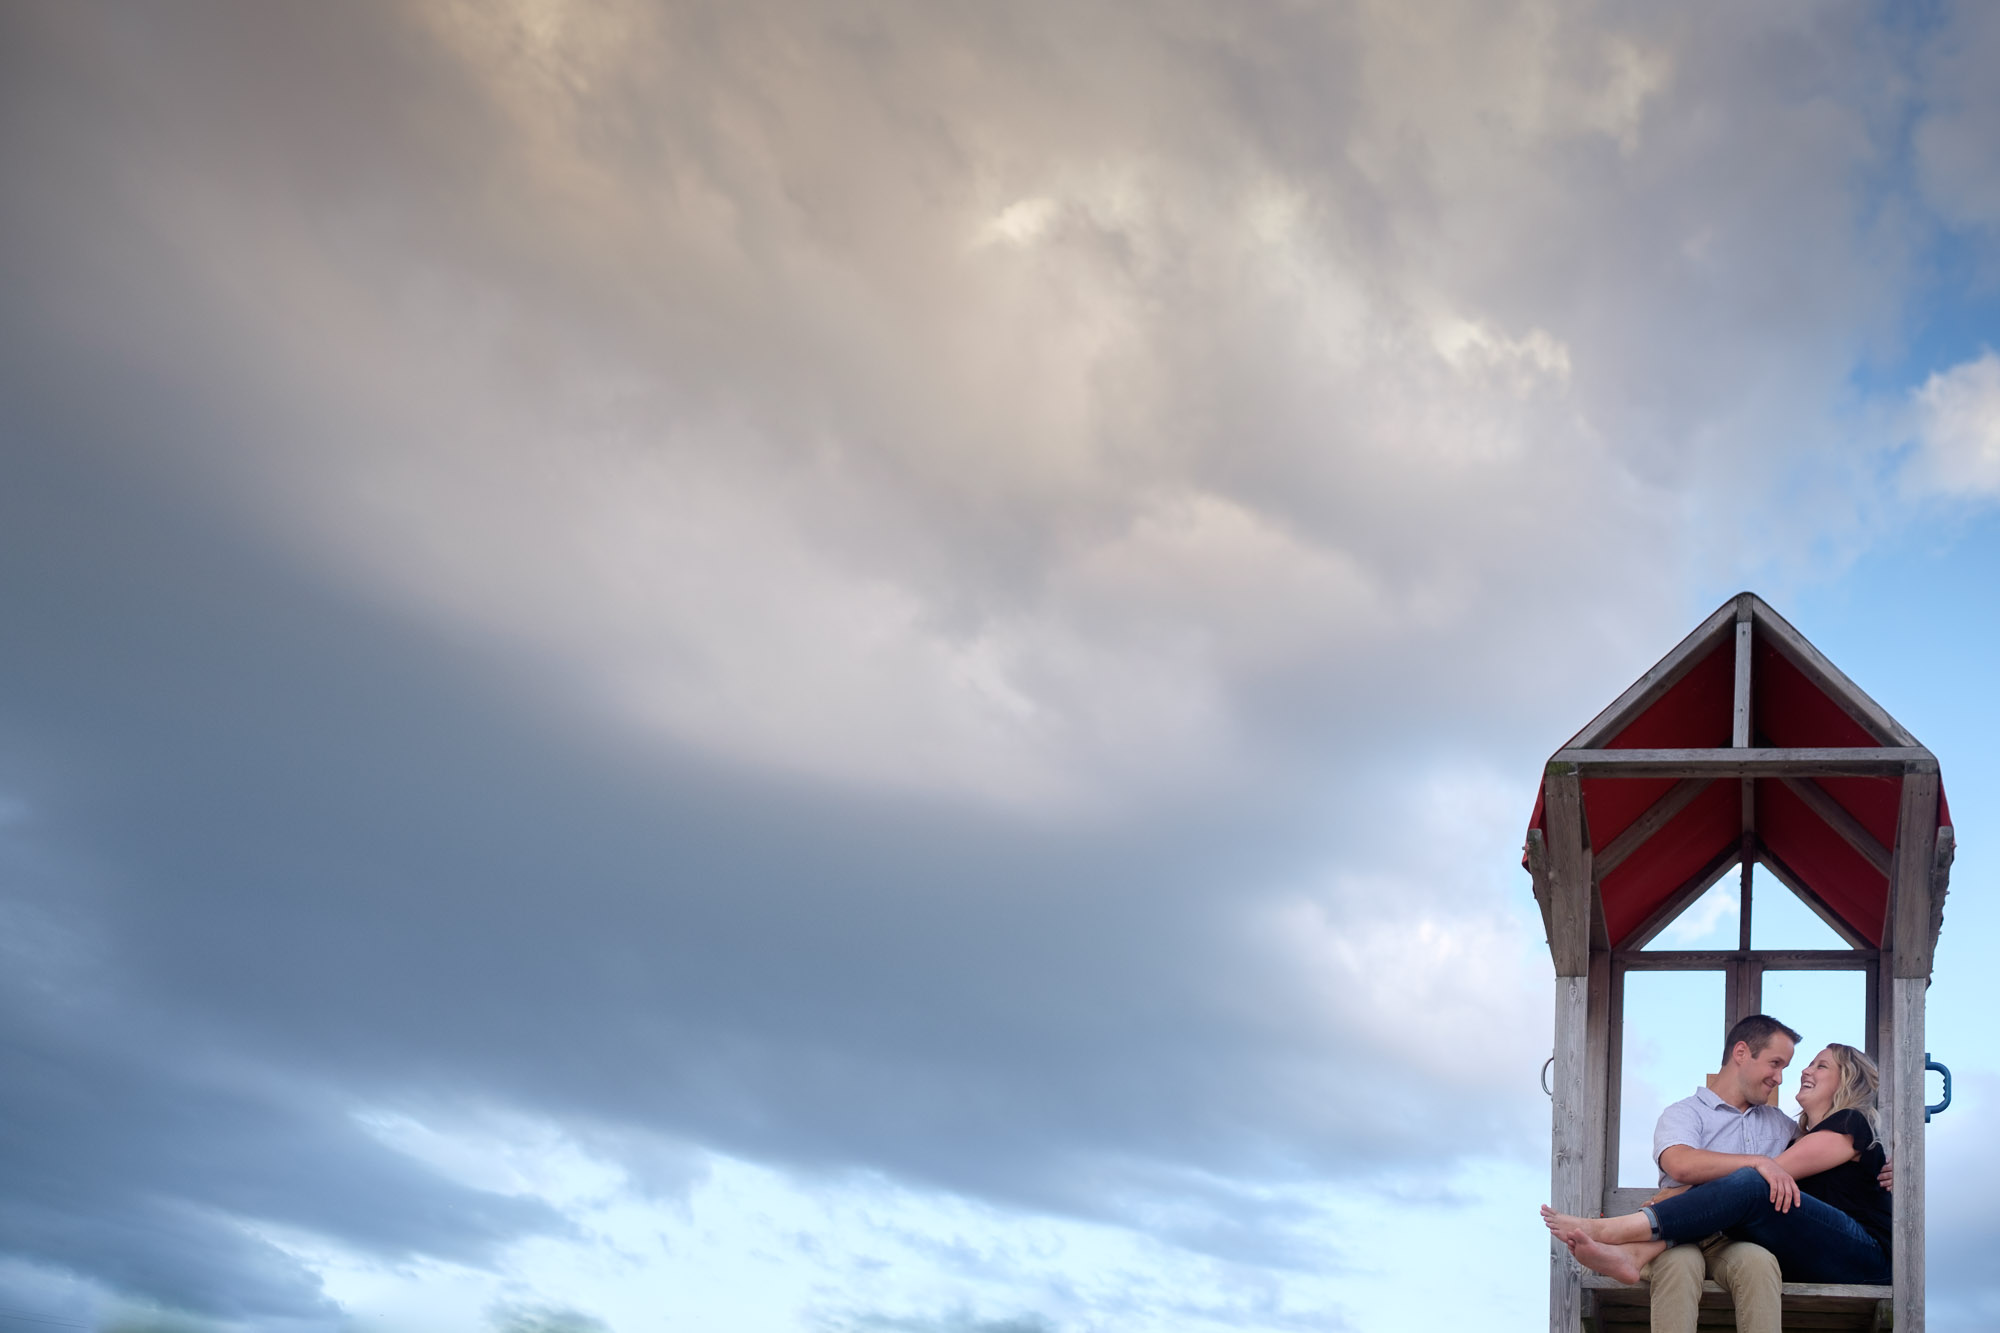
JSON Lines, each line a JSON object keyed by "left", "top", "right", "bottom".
{"left": 1865, "top": 964, "right": 1881, "bottom": 1063}
{"left": 1583, "top": 951, "right": 1611, "bottom": 1222}
{"left": 1928, "top": 826, "right": 1956, "bottom": 980}
{"left": 1588, "top": 856, "right": 1609, "bottom": 956}
{"left": 1749, "top": 598, "right": 1921, "bottom": 748}
{"left": 1526, "top": 829, "right": 1554, "bottom": 948}
{"left": 1603, "top": 961, "right": 1625, "bottom": 1209}
{"left": 1593, "top": 779, "right": 1711, "bottom": 880}
{"left": 1545, "top": 771, "right": 1591, "bottom": 978}
{"left": 1890, "top": 977, "right": 1926, "bottom": 1332}
{"left": 1565, "top": 600, "right": 1738, "bottom": 751}
{"left": 1550, "top": 974, "right": 1588, "bottom": 1332}
{"left": 1756, "top": 843, "right": 1873, "bottom": 951}
{"left": 1732, "top": 599, "right": 1753, "bottom": 748}
{"left": 1890, "top": 770, "right": 1941, "bottom": 978}
{"left": 1552, "top": 747, "right": 1933, "bottom": 779}
{"left": 1616, "top": 949, "right": 1876, "bottom": 969}
{"left": 1738, "top": 852, "right": 1754, "bottom": 952}
{"left": 1878, "top": 950, "right": 1897, "bottom": 1148}
{"left": 1619, "top": 843, "right": 1742, "bottom": 951}
{"left": 1780, "top": 776, "right": 1893, "bottom": 876}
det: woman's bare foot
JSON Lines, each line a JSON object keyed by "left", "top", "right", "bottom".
{"left": 1541, "top": 1204, "right": 1653, "bottom": 1246}
{"left": 1540, "top": 1205, "right": 1603, "bottom": 1240}
{"left": 1557, "top": 1228, "right": 1646, "bottom": 1285}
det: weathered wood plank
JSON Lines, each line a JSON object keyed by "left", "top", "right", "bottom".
{"left": 1928, "top": 826, "right": 1955, "bottom": 980}
{"left": 1551, "top": 974, "right": 1589, "bottom": 1332}
{"left": 1566, "top": 600, "right": 1738, "bottom": 751}
{"left": 1579, "top": 1274, "right": 1894, "bottom": 1300}
{"left": 1603, "top": 1185, "right": 1656, "bottom": 1216}
{"left": 1527, "top": 828, "right": 1554, "bottom": 947}
{"left": 1617, "top": 949, "right": 1876, "bottom": 967}
{"left": 1780, "top": 776, "right": 1893, "bottom": 876}
{"left": 1754, "top": 843, "right": 1874, "bottom": 951}
{"left": 1583, "top": 1273, "right": 1894, "bottom": 1331}
{"left": 1603, "top": 961, "right": 1626, "bottom": 1207}
{"left": 1877, "top": 951, "right": 1897, "bottom": 1154}
{"left": 1619, "top": 843, "right": 1742, "bottom": 951}
{"left": 1584, "top": 951, "right": 1611, "bottom": 1218}
{"left": 1545, "top": 771, "right": 1591, "bottom": 978}
{"left": 1584, "top": 844, "right": 1609, "bottom": 955}
{"left": 1864, "top": 964, "right": 1881, "bottom": 1062}
{"left": 1891, "top": 976, "right": 1926, "bottom": 1333}
{"left": 1738, "top": 852, "right": 1754, "bottom": 952}
{"left": 1732, "top": 602, "right": 1753, "bottom": 748}
{"left": 1890, "top": 771, "right": 1940, "bottom": 978}
{"left": 1553, "top": 747, "right": 1932, "bottom": 779}
{"left": 1616, "top": 950, "right": 1874, "bottom": 970}
{"left": 1749, "top": 599, "right": 1921, "bottom": 748}
{"left": 1594, "top": 779, "right": 1712, "bottom": 880}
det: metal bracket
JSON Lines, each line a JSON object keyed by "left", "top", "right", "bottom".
{"left": 1542, "top": 1054, "right": 1555, "bottom": 1097}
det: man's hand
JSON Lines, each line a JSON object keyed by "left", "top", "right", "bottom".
{"left": 1879, "top": 1158, "right": 1894, "bottom": 1192}
{"left": 1753, "top": 1157, "right": 1801, "bottom": 1212}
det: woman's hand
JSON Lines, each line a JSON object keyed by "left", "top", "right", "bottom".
{"left": 1643, "top": 1184, "right": 1689, "bottom": 1207}
{"left": 1753, "top": 1157, "right": 1802, "bottom": 1212}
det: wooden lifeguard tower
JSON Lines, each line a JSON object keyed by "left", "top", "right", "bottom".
{"left": 1526, "top": 593, "right": 1954, "bottom": 1331}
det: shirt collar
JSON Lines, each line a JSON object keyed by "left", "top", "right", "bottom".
{"left": 1693, "top": 1084, "right": 1758, "bottom": 1114}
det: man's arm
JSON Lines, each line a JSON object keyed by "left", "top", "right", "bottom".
{"left": 1658, "top": 1145, "right": 1801, "bottom": 1211}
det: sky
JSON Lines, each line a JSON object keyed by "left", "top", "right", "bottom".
{"left": 2, "top": 1, "right": 2000, "bottom": 1330}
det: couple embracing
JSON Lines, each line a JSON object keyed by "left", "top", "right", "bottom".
{"left": 1542, "top": 1014, "right": 1892, "bottom": 1333}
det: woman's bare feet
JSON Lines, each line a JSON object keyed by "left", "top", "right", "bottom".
{"left": 1540, "top": 1204, "right": 1653, "bottom": 1246}
{"left": 1556, "top": 1228, "right": 1648, "bottom": 1285}
{"left": 1540, "top": 1205, "right": 1604, "bottom": 1240}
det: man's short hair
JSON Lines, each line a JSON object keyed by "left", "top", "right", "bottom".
{"left": 1721, "top": 1014, "right": 1803, "bottom": 1068}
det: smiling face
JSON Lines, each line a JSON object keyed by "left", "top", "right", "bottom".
{"left": 1796, "top": 1046, "right": 1839, "bottom": 1122}
{"left": 1726, "top": 1033, "right": 1795, "bottom": 1108}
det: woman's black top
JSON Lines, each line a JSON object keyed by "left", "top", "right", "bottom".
{"left": 1797, "top": 1107, "right": 1891, "bottom": 1253}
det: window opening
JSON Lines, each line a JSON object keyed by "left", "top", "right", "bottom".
{"left": 1642, "top": 875, "right": 1741, "bottom": 951}
{"left": 1618, "top": 969, "right": 1725, "bottom": 1186}
{"left": 1750, "top": 865, "right": 1850, "bottom": 950}
{"left": 1761, "top": 970, "right": 1868, "bottom": 1118}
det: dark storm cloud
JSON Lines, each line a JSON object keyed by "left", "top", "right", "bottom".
{"left": 0, "top": 415, "right": 1525, "bottom": 1284}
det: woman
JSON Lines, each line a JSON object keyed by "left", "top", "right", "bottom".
{"left": 1542, "top": 1044, "right": 1891, "bottom": 1286}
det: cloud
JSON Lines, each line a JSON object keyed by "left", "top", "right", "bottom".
{"left": 1905, "top": 350, "right": 2000, "bottom": 496}
{"left": 1, "top": 0, "right": 1993, "bottom": 1325}
{"left": 1912, "top": 3, "right": 2000, "bottom": 235}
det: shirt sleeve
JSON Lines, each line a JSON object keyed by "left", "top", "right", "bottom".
{"left": 1653, "top": 1099, "right": 1704, "bottom": 1174}
{"left": 1809, "top": 1107, "right": 1878, "bottom": 1153}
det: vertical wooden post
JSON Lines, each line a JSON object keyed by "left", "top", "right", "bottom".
{"left": 1877, "top": 950, "right": 1897, "bottom": 1149}
{"left": 1545, "top": 767, "right": 1590, "bottom": 1333}
{"left": 1584, "top": 950, "right": 1612, "bottom": 1215}
{"left": 1605, "top": 960, "right": 1627, "bottom": 1199}
{"left": 1892, "top": 977, "right": 1926, "bottom": 1333}
{"left": 1545, "top": 768, "right": 1591, "bottom": 978}
{"left": 1732, "top": 599, "right": 1753, "bottom": 748}
{"left": 1864, "top": 965, "right": 1881, "bottom": 1063}
{"left": 1887, "top": 767, "right": 1938, "bottom": 1333}
{"left": 1551, "top": 975, "right": 1587, "bottom": 1332}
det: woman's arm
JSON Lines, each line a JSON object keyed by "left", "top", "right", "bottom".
{"left": 1771, "top": 1127, "right": 1859, "bottom": 1181}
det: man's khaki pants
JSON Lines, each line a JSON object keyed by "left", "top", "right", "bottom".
{"left": 1642, "top": 1236, "right": 1780, "bottom": 1333}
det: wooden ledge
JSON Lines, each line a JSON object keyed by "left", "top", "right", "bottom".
{"left": 1580, "top": 1274, "right": 1892, "bottom": 1300}
{"left": 1581, "top": 1273, "right": 1892, "bottom": 1326}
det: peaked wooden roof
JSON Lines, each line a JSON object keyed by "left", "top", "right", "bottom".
{"left": 1526, "top": 593, "right": 1952, "bottom": 954}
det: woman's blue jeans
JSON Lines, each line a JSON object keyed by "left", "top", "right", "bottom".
{"left": 1644, "top": 1166, "right": 1891, "bottom": 1285}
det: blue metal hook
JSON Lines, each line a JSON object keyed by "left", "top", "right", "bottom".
{"left": 1925, "top": 1053, "right": 1951, "bottom": 1122}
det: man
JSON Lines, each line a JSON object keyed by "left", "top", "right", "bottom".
{"left": 1639, "top": 1014, "right": 1801, "bottom": 1333}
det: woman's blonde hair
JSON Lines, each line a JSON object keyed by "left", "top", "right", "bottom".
{"left": 1800, "top": 1043, "right": 1881, "bottom": 1137}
